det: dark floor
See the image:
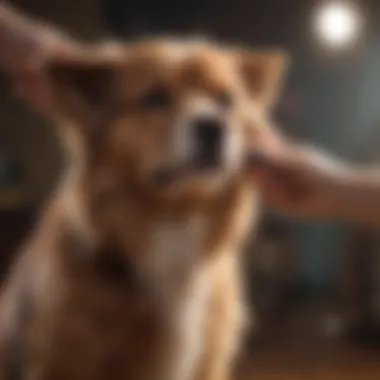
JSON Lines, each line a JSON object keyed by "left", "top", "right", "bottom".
{"left": 239, "top": 302, "right": 380, "bottom": 379}
{"left": 241, "top": 339, "right": 380, "bottom": 379}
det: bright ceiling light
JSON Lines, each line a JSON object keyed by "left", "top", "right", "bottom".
{"left": 314, "top": 1, "right": 362, "bottom": 49}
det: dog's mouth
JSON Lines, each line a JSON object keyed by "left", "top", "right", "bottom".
{"left": 152, "top": 150, "right": 257, "bottom": 187}
{"left": 151, "top": 161, "right": 217, "bottom": 187}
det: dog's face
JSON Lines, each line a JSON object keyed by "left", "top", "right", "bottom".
{"left": 48, "top": 40, "right": 287, "bottom": 200}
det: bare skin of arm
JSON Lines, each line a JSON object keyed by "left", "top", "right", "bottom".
{"left": 0, "top": 2, "right": 81, "bottom": 113}
{"left": 253, "top": 141, "right": 380, "bottom": 228}
{"left": 333, "top": 166, "right": 380, "bottom": 227}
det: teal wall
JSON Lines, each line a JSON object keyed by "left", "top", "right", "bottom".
{"left": 295, "top": 66, "right": 353, "bottom": 294}
{"left": 296, "top": 221, "right": 344, "bottom": 293}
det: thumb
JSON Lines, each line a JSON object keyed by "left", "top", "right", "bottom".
{"left": 249, "top": 147, "right": 312, "bottom": 200}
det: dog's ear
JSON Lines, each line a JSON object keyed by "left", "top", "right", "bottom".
{"left": 236, "top": 49, "right": 289, "bottom": 109}
{"left": 46, "top": 48, "right": 123, "bottom": 125}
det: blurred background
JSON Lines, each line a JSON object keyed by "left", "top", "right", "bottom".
{"left": 2, "top": 0, "right": 380, "bottom": 378}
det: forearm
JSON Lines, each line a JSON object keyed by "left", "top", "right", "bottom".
{"left": 330, "top": 166, "right": 380, "bottom": 228}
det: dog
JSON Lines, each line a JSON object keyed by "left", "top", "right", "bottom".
{"left": 0, "top": 29, "right": 287, "bottom": 380}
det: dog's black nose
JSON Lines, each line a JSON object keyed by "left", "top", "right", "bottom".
{"left": 194, "top": 117, "right": 223, "bottom": 147}
{"left": 192, "top": 117, "right": 225, "bottom": 167}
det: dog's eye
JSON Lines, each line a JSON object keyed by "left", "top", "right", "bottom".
{"left": 215, "top": 90, "right": 234, "bottom": 109}
{"left": 140, "top": 86, "right": 172, "bottom": 109}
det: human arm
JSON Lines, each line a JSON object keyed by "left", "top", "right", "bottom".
{"left": 252, "top": 141, "right": 380, "bottom": 228}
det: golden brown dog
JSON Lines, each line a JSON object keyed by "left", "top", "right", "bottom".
{"left": 0, "top": 30, "right": 287, "bottom": 380}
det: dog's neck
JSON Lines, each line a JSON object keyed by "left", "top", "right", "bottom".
{"left": 56, "top": 160, "right": 248, "bottom": 242}
{"left": 52, "top": 167, "right": 219, "bottom": 265}
{"left": 46, "top": 170, "right": 217, "bottom": 318}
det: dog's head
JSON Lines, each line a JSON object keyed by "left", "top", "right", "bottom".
{"left": 47, "top": 39, "right": 287, "bottom": 201}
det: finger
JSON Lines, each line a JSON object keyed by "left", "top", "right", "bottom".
{"left": 254, "top": 159, "right": 312, "bottom": 205}
{"left": 247, "top": 147, "right": 290, "bottom": 174}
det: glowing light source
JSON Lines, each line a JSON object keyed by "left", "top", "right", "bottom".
{"left": 314, "top": 1, "right": 362, "bottom": 49}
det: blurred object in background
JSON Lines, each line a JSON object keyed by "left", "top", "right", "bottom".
{"left": 339, "top": 225, "right": 380, "bottom": 348}
{"left": 313, "top": 1, "right": 363, "bottom": 51}
{"left": 338, "top": 142, "right": 380, "bottom": 349}
{"left": 0, "top": 148, "right": 32, "bottom": 283}
{"left": 0, "top": 148, "right": 26, "bottom": 209}
{"left": 245, "top": 215, "right": 301, "bottom": 331}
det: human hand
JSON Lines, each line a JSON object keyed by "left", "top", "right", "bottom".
{"left": 0, "top": 3, "right": 81, "bottom": 113}
{"left": 250, "top": 140, "right": 351, "bottom": 218}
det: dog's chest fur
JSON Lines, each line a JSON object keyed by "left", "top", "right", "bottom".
{"left": 143, "top": 216, "right": 211, "bottom": 380}
{"left": 144, "top": 216, "right": 207, "bottom": 305}
{"left": 24, "top": 213, "right": 212, "bottom": 380}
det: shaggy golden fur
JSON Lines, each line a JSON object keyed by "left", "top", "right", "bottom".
{"left": 0, "top": 37, "right": 287, "bottom": 380}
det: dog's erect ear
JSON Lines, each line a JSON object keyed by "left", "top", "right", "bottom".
{"left": 46, "top": 48, "right": 123, "bottom": 125}
{"left": 236, "top": 49, "right": 289, "bottom": 109}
